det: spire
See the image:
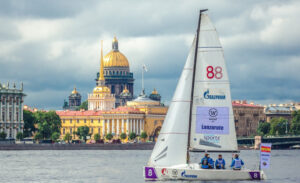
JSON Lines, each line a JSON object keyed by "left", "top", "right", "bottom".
{"left": 98, "top": 40, "right": 105, "bottom": 82}
{"left": 112, "top": 36, "right": 118, "bottom": 51}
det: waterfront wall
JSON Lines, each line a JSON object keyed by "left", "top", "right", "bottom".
{"left": 0, "top": 143, "right": 155, "bottom": 150}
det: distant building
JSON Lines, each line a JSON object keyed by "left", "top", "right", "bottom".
{"left": 96, "top": 37, "right": 134, "bottom": 107}
{"left": 149, "top": 88, "right": 161, "bottom": 102}
{"left": 0, "top": 82, "right": 25, "bottom": 139}
{"left": 264, "top": 103, "right": 297, "bottom": 122}
{"left": 232, "top": 100, "right": 266, "bottom": 137}
{"left": 63, "top": 88, "right": 82, "bottom": 111}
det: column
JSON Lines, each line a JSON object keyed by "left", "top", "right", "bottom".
{"left": 133, "top": 119, "right": 136, "bottom": 134}
{"left": 139, "top": 119, "right": 142, "bottom": 135}
{"left": 121, "top": 119, "right": 124, "bottom": 134}
{"left": 116, "top": 119, "right": 120, "bottom": 135}
{"left": 107, "top": 119, "right": 111, "bottom": 134}
{"left": 130, "top": 119, "right": 133, "bottom": 133}
{"left": 0, "top": 96, "right": 2, "bottom": 122}
{"left": 102, "top": 119, "right": 105, "bottom": 136}
{"left": 112, "top": 119, "right": 115, "bottom": 135}
{"left": 126, "top": 119, "right": 129, "bottom": 134}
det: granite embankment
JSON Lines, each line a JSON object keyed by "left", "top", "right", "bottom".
{"left": 0, "top": 143, "right": 155, "bottom": 150}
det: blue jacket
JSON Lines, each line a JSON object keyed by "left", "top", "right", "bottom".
{"left": 201, "top": 157, "right": 214, "bottom": 169}
{"left": 230, "top": 158, "right": 244, "bottom": 169}
{"left": 215, "top": 158, "right": 225, "bottom": 169}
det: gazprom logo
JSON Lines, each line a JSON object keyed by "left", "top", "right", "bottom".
{"left": 181, "top": 170, "right": 197, "bottom": 178}
{"left": 204, "top": 89, "right": 225, "bottom": 100}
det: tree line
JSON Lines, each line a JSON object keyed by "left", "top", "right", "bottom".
{"left": 257, "top": 110, "right": 300, "bottom": 136}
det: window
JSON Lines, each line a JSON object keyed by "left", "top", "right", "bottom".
{"left": 70, "top": 119, "right": 72, "bottom": 124}
{"left": 63, "top": 128, "right": 65, "bottom": 135}
{"left": 9, "top": 97, "right": 12, "bottom": 105}
{"left": 84, "top": 119, "right": 86, "bottom": 123}
{"left": 9, "top": 112, "right": 12, "bottom": 121}
{"left": 63, "top": 119, "right": 65, "bottom": 123}
{"left": 98, "top": 128, "right": 100, "bottom": 133}
{"left": 2, "top": 112, "right": 4, "bottom": 121}
{"left": 98, "top": 119, "right": 100, "bottom": 123}
{"left": 91, "top": 119, "right": 93, "bottom": 123}
{"left": 91, "top": 128, "right": 93, "bottom": 134}
{"left": 154, "top": 120, "right": 157, "bottom": 125}
{"left": 16, "top": 112, "right": 19, "bottom": 121}
{"left": 111, "top": 85, "right": 115, "bottom": 93}
{"left": 1, "top": 98, "right": 5, "bottom": 105}
{"left": 77, "top": 119, "right": 79, "bottom": 123}
{"left": 70, "top": 128, "right": 72, "bottom": 134}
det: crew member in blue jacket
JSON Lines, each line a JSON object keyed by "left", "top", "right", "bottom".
{"left": 200, "top": 154, "right": 214, "bottom": 169}
{"left": 230, "top": 154, "right": 244, "bottom": 170}
{"left": 215, "top": 154, "right": 226, "bottom": 169}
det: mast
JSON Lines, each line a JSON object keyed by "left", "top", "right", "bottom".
{"left": 187, "top": 9, "right": 208, "bottom": 163}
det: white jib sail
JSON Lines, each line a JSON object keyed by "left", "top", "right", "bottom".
{"left": 189, "top": 14, "right": 238, "bottom": 151}
{"left": 148, "top": 37, "right": 196, "bottom": 167}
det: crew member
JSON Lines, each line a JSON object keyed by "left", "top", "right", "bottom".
{"left": 230, "top": 154, "right": 244, "bottom": 170}
{"left": 200, "top": 154, "right": 214, "bottom": 169}
{"left": 215, "top": 154, "right": 226, "bottom": 169}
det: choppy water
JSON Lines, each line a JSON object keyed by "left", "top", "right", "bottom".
{"left": 0, "top": 150, "right": 298, "bottom": 183}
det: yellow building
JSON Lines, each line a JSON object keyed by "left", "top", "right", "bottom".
{"left": 57, "top": 38, "right": 168, "bottom": 141}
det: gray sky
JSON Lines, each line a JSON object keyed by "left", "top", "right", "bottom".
{"left": 0, "top": 0, "right": 299, "bottom": 109}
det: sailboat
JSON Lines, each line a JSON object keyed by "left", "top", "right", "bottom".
{"left": 144, "top": 9, "right": 266, "bottom": 181}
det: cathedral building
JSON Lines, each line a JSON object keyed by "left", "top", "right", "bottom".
{"left": 63, "top": 88, "right": 82, "bottom": 111}
{"left": 88, "top": 41, "right": 115, "bottom": 111}
{"left": 96, "top": 37, "right": 134, "bottom": 107}
{"left": 0, "top": 82, "right": 25, "bottom": 139}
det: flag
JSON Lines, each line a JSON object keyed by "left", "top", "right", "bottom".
{"left": 143, "top": 64, "right": 148, "bottom": 72}
{"left": 260, "top": 143, "right": 271, "bottom": 169}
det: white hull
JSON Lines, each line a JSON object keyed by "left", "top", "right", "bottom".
{"left": 144, "top": 164, "right": 265, "bottom": 181}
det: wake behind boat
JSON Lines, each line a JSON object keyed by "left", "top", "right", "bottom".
{"left": 144, "top": 9, "right": 266, "bottom": 181}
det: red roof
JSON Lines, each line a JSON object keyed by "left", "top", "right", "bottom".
{"left": 232, "top": 100, "right": 263, "bottom": 108}
{"left": 56, "top": 110, "right": 103, "bottom": 116}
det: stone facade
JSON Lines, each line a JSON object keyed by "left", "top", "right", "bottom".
{"left": 232, "top": 100, "right": 266, "bottom": 137}
{"left": 0, "top": 83, "right": 25, "bottom": 139}
{"left": 264, "top": 104, "right": 297, "bottom": 123}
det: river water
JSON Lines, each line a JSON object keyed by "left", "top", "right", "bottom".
{"left": 0, "top": 150, "right": 298, "bottom": 183}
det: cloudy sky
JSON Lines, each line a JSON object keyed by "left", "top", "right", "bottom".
{"left": 0, "top": 0, "right": 300, "bottom": 109}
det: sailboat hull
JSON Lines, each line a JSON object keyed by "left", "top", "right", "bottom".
{"left": 144, "top": 164, "right": 266, "bottom": 181}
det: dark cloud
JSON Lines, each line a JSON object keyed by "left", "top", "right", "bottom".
{"left": 0, "top": 0, "right": 299, "bottom": 109}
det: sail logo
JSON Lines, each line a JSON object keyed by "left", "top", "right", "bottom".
{"left": 203, "top": 89, "right": 226, "bottom": 100}
{"left": 161, "top": 168, "right": 168, "bottom": 175}
{"left": 209, "top": 108, "right": 218, "bottom": 117}
{"left": 181, "top": 171, "right": 197, "bottom": 178}
{"left": 204, "top": 135, "right": 220, "bottom": 144}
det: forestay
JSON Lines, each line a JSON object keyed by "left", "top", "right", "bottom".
{"left": 189, "top": 14, "right": 237, "bottom": 152}
{"left": 148, "top": 38, "right": 196, "bottom": 167}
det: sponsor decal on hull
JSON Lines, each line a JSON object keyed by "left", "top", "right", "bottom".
{"left": 249, "top": 171, "right": 261, "bottom": 180}
{"left": 145, "top": 167, "right": 157, "bottom": 179}
{"left": 181, "top": 170, "right": 197, "bottom": 178}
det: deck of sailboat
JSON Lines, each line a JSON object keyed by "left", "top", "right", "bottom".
{"left": 145, "top": 164, "right": 265, "bottom": 180}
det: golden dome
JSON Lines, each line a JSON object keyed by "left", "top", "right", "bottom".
{"left": 93, "top": 86, "right": 111, "bottom": 94}
{"left": 122, "top": 85, "right": 129, "bottom": 94}
{"left": 151, "top": 88, "right": 158, "bottom": 95}
{"left": 72, "top": 87, "right": 78, "bottom": 94}
{"left": 104, "top": 51, "right": 129, "bottom": 67}
{"left": 103, "top": 37, "right": 129, "bottom": 67}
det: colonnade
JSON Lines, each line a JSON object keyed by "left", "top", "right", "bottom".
{"left": 102, "top": 118, "right": 145, "bottom": 136}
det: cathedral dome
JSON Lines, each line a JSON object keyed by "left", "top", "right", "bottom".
{"left": 93, "top": 86, "right": 111, "bottom": 94}
{"left": 103, "top": 37, "right": 129, "bottom": 67}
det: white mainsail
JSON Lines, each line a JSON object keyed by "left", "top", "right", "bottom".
{"left": 148, "top": 37, "right": 196, "bottom": 167}
{"left": 189, "top": 14, "right": 237, "bottom": 151}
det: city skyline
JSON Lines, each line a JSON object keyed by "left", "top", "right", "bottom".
{"left": 0, "top": 0, "right": 300, "bottom": 109}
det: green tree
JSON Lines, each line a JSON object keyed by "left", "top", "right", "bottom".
{"left": 0, "top": 131, "right": 7, "bottom": 140}
{"left": 140, "top": 131, "right": 148, "bottom": 140}
{"left": 64, "top": 133, "right": 72, "bottom": 143}
{"left": 34, "top": 111, "right": 61, "bottom": 139}
{"left": 257, "top": 122, "right": 271, "bottom": 136}
{"left": 16, "top": 132, "right": 24, "bottom": 140}
{"left": 51, "top": 132, "right": 60, "bottom": 142}
{"left": 77, "top": 100, "right": 88, "bottom": 111}
{"left": 290, "top": 110, "right": 300, "bottom": 135}
{"left": 94, "top": 133, "right": 100, "bottom": 141}
{"left": 76, "top": 126, "right": 90, "bottom": 142}
{"left": 129, "top": 132, "right": 136, "bottom": 140}
{"left": 34, "top": 132, "right": 43, "bottom": 141}
{"left": 105, "top": 133, "right": 113, "bottom": 141}
{"left": 23, "top": 110, "right": 37, "bottom": 137}
{"left": 269, "top": 117, "right": 289, "bottom": 136}
{"left": 120, "top": 133, "right": 127, "bottom": 140}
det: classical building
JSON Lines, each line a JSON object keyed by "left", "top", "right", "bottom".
{"left": 88, "top": 41, "right": 115, "bottom": 111}
{"left": 232, "top": 100, "right": 266, "bottom": 137}
{"left": 0, "top": 82, "right": 25, "bottom": 139}
{"left": 57, "top": 90, "right": 167, "bottom": 140}
{"left": 264, "top": 104, "right": 297, "bottom": 122}
{"left": 96, "top": 37, "right": 134, "bottom": 107}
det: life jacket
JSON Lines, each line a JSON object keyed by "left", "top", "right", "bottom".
{"left": 234, "top": 159, "right": 242, "bottom": 169}
{"left": 216, "top": 159, "right": 224, "bottom": 166}
{"left": 203, "top": 158, "right": 208, "bottom": 165}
